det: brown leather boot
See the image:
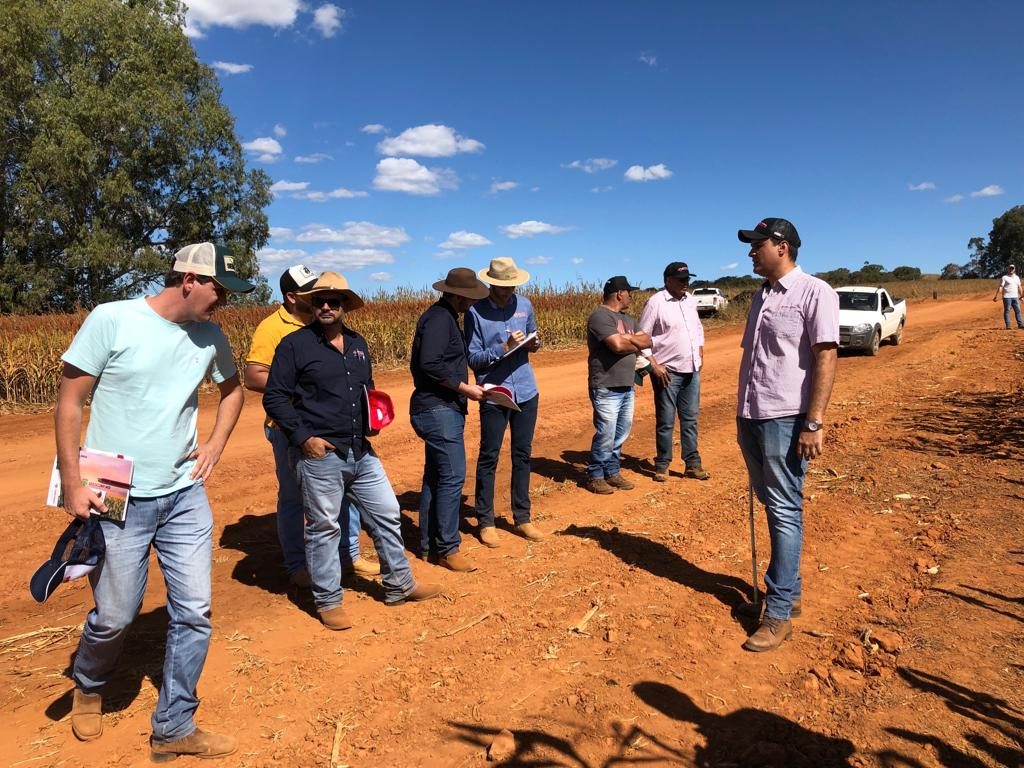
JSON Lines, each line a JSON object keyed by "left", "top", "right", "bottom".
{"left": 319, "top": 606, "right": 353, "bottom": 631}
{"left": 684, "top": 466, "right": 711, "bottom": 480}
{"left": 586, "top": 478, "right": 615, "bottom": 495}
{"left": 150, "top": 729, "right": 237, "bottom": 761}
{"left": 605, "top": 474, "right": 635, "bottom": 490}
{"left": 344, "top": 557, "right": 381, "bottom": 576}
{"left": 516, "top": 522, "right": 545, "bottom": 541}
{"left": 388, "top": 582, "right": 443, "bottom": 606}
{"left": 479, "top": 526, "right": 500, "bottom": 548}
{"left": 70, "top": 689, "right": 103, "bottom": 741}
{"left": 439, "top": 552, "right": 477, "bottom": 572}
{"left": 742, "top": 617, "right": 793, "bottom": 652}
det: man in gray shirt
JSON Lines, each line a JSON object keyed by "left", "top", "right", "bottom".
{"left": 585, "top": 276, "right": 652, "bottom": 494}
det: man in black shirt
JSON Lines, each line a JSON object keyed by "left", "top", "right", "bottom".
{"left": 409, "top": 267, "right": 488, "bottom": 572}
{"left": 264, "top": 272, "right": 441, "bottom": 630}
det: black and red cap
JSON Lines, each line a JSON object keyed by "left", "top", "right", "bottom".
{"left": 737, "top": 218, "right": 801, "bottom": 248}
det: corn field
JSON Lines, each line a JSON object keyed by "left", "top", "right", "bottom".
{"left": 0, "top": 279, "right": 992, "bottom": 408}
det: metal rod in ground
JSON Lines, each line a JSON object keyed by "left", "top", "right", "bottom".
{"left": 748, "top": 482, "right": 759, "bottom": 608}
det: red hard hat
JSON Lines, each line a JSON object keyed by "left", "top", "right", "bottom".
{"left": 366, "top": 389, "right": 395, "bottom": 431}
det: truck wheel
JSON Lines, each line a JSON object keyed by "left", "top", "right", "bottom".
{"left": 867, "top": 329, "right": 881, "bottom": 356}
{"left": 891, "top": 322, "right": 904, "bottom": 346}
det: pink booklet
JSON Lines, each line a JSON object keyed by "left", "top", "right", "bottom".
{"left": 46, "top": 448, "right": 134, "bottom": 522}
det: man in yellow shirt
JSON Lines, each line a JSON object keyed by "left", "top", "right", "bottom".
{"left": 244, "top": 265, "right": 378, "bottom": 587}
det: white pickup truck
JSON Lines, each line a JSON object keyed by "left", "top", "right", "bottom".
{"left": 692, "top": 287, "right": 729, "bottom": 315}
{"left": 836, "top": 286, "right": 907, "bottom": 355}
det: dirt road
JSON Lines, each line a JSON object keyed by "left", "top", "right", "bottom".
{"left": 2, "top": 296, "right": 1022, "bottom": 767}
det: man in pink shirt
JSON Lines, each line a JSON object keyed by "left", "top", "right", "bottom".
{"left": 638, "top": 262, "right": 709, "bottom": 482}
{"left": 735, "top": 218, "right": 839, "bottom": 653}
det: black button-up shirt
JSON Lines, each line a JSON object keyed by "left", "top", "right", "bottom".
{"left": 263, "top": 323, "right": 374, "bottom": 457}
{"left": 410, "top": 299, "right": 468, "bottom": 415}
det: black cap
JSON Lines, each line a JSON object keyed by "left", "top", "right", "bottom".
{"left": 29, "top": 517, "right": 106, "bottom": 603}
{"left": 663, "top": 262, "right": 695, "bottom": 279}
{"left": 604, "top": 275, "right": 640, "bottom": 293}
{"left": 737, "top": 218, "right": 802, "bottom": 248}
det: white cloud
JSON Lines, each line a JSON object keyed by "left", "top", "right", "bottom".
{"left": 377, "top": 124, "right": 484, "bottom": 157}
{"left": 294, "top": 152, "right": 333, "bottom": 164}
{"left": 433, "top": 250, "right": 458, "bottom": 260}
{"left": 273, "top": 123, "right": 287, "bottom": 138}
{"left": 310, "top": 248, "right": 394, "bottom": 269}
{"left": 624, "top": 163, "right": 673, "bottom": 182}
{"left": 489, "top": 180, "right": 518, "bottom": 194}
{"left": 971, "top": 184, "right": 1004, "bottom": 198}
{"left": 944, "top": 194, "right": 965, "bottom": 203}
{"left": 525, "top": 256, "right": 552, "bottom": 265}
{"left": 373, "top": 158, "right": 458, "bottom": 195}
{"left": 293, "top": 187, "right": 369, "bottom": 202}
{"left": 312, "top": 4, "right": 343, "bottom": 38}
{"left": 184, "top": 0, "right": 301, "bottom": 38}
{"left": 242, "top": 136, "right": 283, "bottom": 163}
{"left": 368, "top": 272, "right": 392, "bottom": 282}
{"left": 361, "top": 124, "right": 388, "bottom": 134}
{"left": 908, "top": 181, "right": 935, "bottom": 191}
{"left": 269, "top": 227, "right": 294, "bottom": 240}
{"left": 257, "top": 246, "right": 308, "bottom": 268}
{"left": 721, "top": 262, "right": 739, "bottom": 270}
{"left": 639, "top": 52, "right": 657, "bottom": 67}
{"left": 440, "top": 231, "right": 492, "bottom": 249}
{"left": 269, "top": 180, "right": 309, "bottom": 195}
{"left": 570, "top": 257, "right": 584, "bottom": 265}
{"left": 591, "top": 185, "right": 614, "bottom": 193}
{"left": 562, "top": 158, "right": 617, "bottom": 174}
{"left": 296, "top": 221, "right": 410, "bottom": 248}
{"left": 530, "top": 186, "right": 541, "bottom": 192}
{"left": 212, "top": 61, "right": 253, "bottom": 75}
{"left": 499, "top": 220, "right": 572, "bottom": 239}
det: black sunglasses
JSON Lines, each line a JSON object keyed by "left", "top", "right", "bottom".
{"left": 315, "top": 297, "right": 344, "bottom": 309}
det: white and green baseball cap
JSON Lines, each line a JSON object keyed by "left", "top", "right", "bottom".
{"left": 172, "top": 242, "right": 255, "bottom": 293}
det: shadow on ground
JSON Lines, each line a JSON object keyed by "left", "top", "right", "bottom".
{"left": 898, "top": 388, "right": 1024, "bottom": 459}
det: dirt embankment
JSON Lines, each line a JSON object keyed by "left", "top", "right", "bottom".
{"left": 2, "top": 296, "right": 1022, "bottom": 767}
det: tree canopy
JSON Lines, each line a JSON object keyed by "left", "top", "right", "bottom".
{"left": 0, "top": 0, "right": 271, "bottom": 312}
{"left": 966, "top": 205, "right": 1024, "bottom": 278}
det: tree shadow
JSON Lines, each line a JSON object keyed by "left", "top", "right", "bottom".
{"left": 898, "top": 389, "right": 1024, "bottom": 459}
{"left": 633, "top": 681, "right": 855, "bottom": 767}
{"left": 930, "top": 587, "right": 1024, "bottom": 624}
{"left": 45, "top": 606, "right": 169, "bottom": 722}
{"left": 447, "top": 720, "right": 590, "bottom": 767}
{"left": 880, "top": 727, "right": 1019, "bottom": 768}
{"left": 897, "top": 667, "right": 1024, "bottom": 739}
{"left": 559, "top": 524, "right": 753, "bottom": 628}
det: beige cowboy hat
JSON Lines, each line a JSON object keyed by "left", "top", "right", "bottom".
{"left": 432, "top": 267, "right": 489, "bottom": 300}
{"left": 296, "top": 271, "right": 365, "bottom": 311}
{"left": 478, "top": 256, "right": 530, "bottom": 287}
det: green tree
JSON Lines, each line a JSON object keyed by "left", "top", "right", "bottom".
{"left": 970, "top": 206, "right": 1024, "bottom": 278}
{"left": 939, "top": 263, "right": 962, "bottom": 280}
{"left": 0, "top": 0, "right": 271, "bottom": 312}
{"left": 890, "top": 266, "right": 922, "bottom": 281}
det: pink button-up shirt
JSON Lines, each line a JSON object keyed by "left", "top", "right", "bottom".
{"left": 737, "top": 266, "right": 839, "bottom": 419}
{"left": 638, "top": 288, "right": 705, "bottom": 373}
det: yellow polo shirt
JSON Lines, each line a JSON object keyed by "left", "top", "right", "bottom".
{"left": 247, "top": 305, "right": 308, "bottom": 428}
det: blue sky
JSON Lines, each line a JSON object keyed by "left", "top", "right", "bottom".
{"left": 185, "top": 0, "right": 1024, "bottom": 296}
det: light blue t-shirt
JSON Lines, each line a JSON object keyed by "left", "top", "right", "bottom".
{"left": 62, "top": 298, "right": 236, "bottom": 496}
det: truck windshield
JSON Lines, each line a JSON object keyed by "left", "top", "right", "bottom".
{"left": 838, "top": 292, "right": 878, "bottom": 311}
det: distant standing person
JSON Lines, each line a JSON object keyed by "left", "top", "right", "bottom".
{"left": 735, "top": 218, "right": 839, "bottom": 653}
{"left": 409, "top": 268, "right": 489, "bottom": 571}
{"left": 585, "top": 276, "right": 653, "bottom": 495}
{"left": 638, "top": 262, "right": 709, "bottom": 483}
{"left": 466, "top": 257, "right": 545, "bottom": 546}
{"left": 263, "top": 273, "right": 441, "bottom": 630}
{"left": 244, "top": 265, "right": 378, "bottom": 588}
{"left": 992, "top": 263, "right": 1024, "bottom": 329}
{"left": 55, "top": 243, "right": 253, "bottom": 759}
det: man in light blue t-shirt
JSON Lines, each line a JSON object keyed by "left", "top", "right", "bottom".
{"left": 54, "top": 243, "right": 251, "bottom": 761}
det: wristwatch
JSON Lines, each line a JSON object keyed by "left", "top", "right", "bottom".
{"left": 803, "top": 420, "right": 823, "bottom": 432}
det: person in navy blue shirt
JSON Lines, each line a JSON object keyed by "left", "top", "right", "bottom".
{"left": 466, "top": 257, "right": 545, "bottom": 546}
{"left": 264, "top": 272, "right": 441, "bottom": 630}
{"left": 409, "top": 267, "right": 489, "bottom": 573}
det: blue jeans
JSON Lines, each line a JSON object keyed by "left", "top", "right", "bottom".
{"left": 1002, "top": 297, "right": 1024, "bottom": 329}
{"left": 296, "top": 450, "right": 414, "bottom": 610}
{"left": 652, "top": 370, "right": 702, "bottom": 471}
{"left": 737, "top": 416, "right": 807, "bottom": 621}
{"left": 266, "top": 426, "right": 360, "bottom": 573}
{"left": 72, "top": 482, "right": 213, "bottom": 743}
{"left": 410, "top": 406, "right": 466, "bottom": 558}
{"left": 475, "top": 395, "right": 539, "bottom": 526}
{"left": 588, "top": 386, "right": 634, "bottom": 479}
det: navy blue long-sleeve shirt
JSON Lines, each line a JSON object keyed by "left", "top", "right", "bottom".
{"left": 263, "top": 323, "right": 374, "bottom": 457}
{"left": 409, "top": 299, "right": 468, "bottom": 415}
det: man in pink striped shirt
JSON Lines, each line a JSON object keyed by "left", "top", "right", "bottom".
{"left": 638, "top": 262, "right": 709, "bottom": 482}
{"left": 735, "top": 217, "right": 839, "bottom": 653}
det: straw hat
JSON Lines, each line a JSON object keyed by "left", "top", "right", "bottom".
{"left": 478, "top": 256, "right": 530, "bottom": 287}
{"left": 296, "top": 271, "right": 365, "bottom": 311}
{"left": 432, "top": 268, "right": 489, "bottom": 300}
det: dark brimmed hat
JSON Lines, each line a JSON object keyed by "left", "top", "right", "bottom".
{"left": 297, "top": 271, "right": 365, "bottom": 311}
{"left": 172, "top": 242, "right": 256, "bottom": 293}
{"left": 737, "top": 218, "right": 802, "bottom": 248}
{"left": 30, "top": 517, "right": 106, "bottom": 603}
{"left": 433, "top": 268, "right": 489, "bottom": 300}
{"left": 604, "top": 275, "right": 640, "bottom": 293}
{"left": 664, "top": 262, "right": 696, "bottom": 279}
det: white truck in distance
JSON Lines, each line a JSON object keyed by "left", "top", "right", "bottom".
{"left": 837, "top": 286, "right": 907, "bottom": 355}
{"left": 692, "top": 287, "right": 729, "bottom": 316}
